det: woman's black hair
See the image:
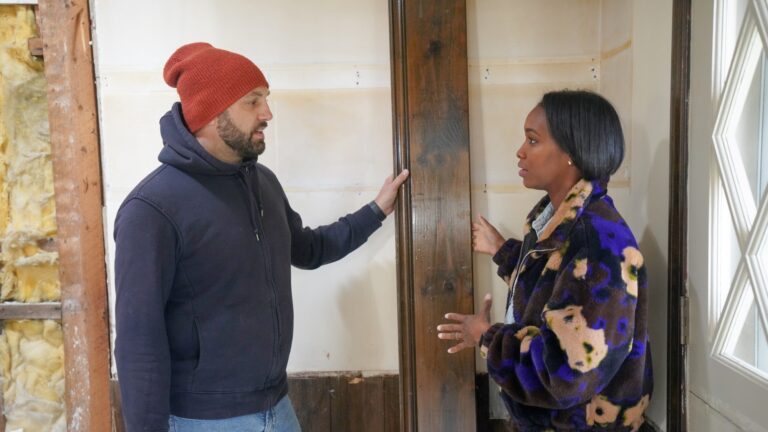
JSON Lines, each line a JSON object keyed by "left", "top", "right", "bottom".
{"left": 538, "top": 90, "right": 624, "bottom": 180}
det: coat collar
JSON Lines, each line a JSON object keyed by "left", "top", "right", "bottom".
{"left": 523, "top": 179, "right": 608, "bottom": 249}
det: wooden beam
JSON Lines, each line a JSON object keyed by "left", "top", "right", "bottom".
{"left": 37, "top": 2, "right": 111, "bottom": 432}
{"left": 668, "top": 0, "right": 691, "bottom": 430}
{"left": 389, "top": 1, "right": 475, "bottom": 431}
{"left": 0, "top": 302, "right": 61, "bottom": 320}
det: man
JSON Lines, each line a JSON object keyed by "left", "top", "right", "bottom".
{"left": 114, "top": 42, "right": 409, "bottom": 432}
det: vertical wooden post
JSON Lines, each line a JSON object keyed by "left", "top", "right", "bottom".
{"left": 389, "top": 1, "right": 476, "bottom": 431}
{"left": 668, "top": 0, "right": 691, "bottom": 430}
{"left": 37, "top": 1, "right": 112, "bottom": 431}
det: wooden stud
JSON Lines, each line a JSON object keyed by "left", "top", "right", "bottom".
{"left": 389, "top": 1, "right": 476, "bottom": 430}
{"left": 0, "top": 302, "right": 61, "bottom": 320}
{"left": 37, "top": 2, "right": 112, "bottom": 432}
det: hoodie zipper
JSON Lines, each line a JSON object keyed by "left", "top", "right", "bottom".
{"left": 238, "top": 165, "right": 282, "bottom": 387}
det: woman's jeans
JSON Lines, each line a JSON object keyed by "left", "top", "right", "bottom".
{"left": 168, "top": 395, "right": 301, "bottom": 432}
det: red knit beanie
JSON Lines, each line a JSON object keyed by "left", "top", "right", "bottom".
{"left": 163, "top": 42, "right": 269, "bottom": 133}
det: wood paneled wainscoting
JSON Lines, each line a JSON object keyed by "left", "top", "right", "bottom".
{"left": 110, "top": 374, "right": 517, "bottom": 432}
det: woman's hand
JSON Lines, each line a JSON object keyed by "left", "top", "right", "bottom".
{"left": 472, "top": 216, "right": 505, "bottom": 256}
{"left": 437, "top": 294, "right": 493, "bottom": 354}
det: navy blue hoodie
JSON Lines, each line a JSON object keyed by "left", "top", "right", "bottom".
{"left": 114, "top": 103, "right": 383, "bottom": 431}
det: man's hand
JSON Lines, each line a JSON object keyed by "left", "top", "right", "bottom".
{"left": 472, "top": 216, "right": 505, "bottom": 256}
{"left": 374, "top": 169, "right": 410, "bottom": 215}
{"left": 437, "top": 294, "right": 492, "bottom": 354}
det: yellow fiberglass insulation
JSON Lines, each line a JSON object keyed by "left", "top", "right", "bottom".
{"left": 0, "top": 5, "right": 66, "bottom": 432}
{"left": 0, "top": 5, "right": 59, "bottom": 303}
{"left": 0, "top": 320, "right": 65, "bottom": 432}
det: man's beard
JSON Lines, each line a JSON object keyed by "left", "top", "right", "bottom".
{"left": 217, "top": 110, "right": 266, "bottom": 160}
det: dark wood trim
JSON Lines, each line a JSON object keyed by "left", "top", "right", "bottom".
{"left": 388, "top": 1, "right": 476, "bottom": 431}
{"left": 668, "top": 0, "right": 691, "bottom": 430}
{"left": 37, "top": 2, "right": 112, "bottom": 431}
{"left": 388, "top": 1, "right": 416, "bottom": 430}
{"left": 0, "top": 303, "right": 61, "bottom": 320}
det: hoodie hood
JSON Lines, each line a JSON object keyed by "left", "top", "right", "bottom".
{"left": 158, "top": 102, "right": 254, "bottom": 175}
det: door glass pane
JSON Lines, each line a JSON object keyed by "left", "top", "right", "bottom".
{"left": 731, "top": 287, "right": 768, "bottom": 375}
{"left": 734, "top": 51, "right": 768, "bottom": 204}
{"left": 722, "top": 0, "right": 752, "bottom": 88}
{"left": 716, "top": 179, "right": 742, "bottom": 318}
{"left": 732, "top": 289, "right": 758, "bottom": 368}
{"left": 758, "top": 310, "right": 768, "bottom": 372}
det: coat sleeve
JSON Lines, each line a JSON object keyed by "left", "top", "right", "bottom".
{"left": 288, "top": 200, "right": 383, "bottom": 270}
{"left": 114, "top": 198, "right": 178, "bottom": 432}
{"left": 492, "top": 238, "right": 523, "bottom": 284}
{"left": 480, "top": 242, "right": 644, "bottom": 409}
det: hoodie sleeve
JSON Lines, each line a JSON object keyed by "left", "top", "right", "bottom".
{"left": 114, "top": 198, "right": 178, "bottom": 432}
{"left": 287, "top": 200, "right": 383, "bottom": 270}
{"left": 479, "top": 242, "right": 643, "bottom": 410}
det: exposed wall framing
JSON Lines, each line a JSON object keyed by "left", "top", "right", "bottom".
{"left": 0, "top": 3, "right": 63, "bottom": 430}
{"left": 35, "top": 0, "right": 112, "bottom": 430}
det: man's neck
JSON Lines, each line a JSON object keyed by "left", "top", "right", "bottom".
{"left": 196, "top": 135, "right": 242, "bottom": 165}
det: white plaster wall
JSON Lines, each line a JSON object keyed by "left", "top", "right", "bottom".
{"left": 91, "top": 0, "right": 399, "bottom": 373}
{"left": 467, "top": 0, "right": 601, "bottom": 374}
{"left": 467, "top": 0, "right": 601, "bottom": 418}
{"left": 628, "top": 0, "right": 672, "bottom": 428}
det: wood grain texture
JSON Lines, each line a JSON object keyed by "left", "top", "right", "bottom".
{"left": 37, "top": 1, "right": 111, "bottom": 431}
{"left": 0, "top": 302, "right": 61, "bottom": 320}
{"left": 389, "top": 0, "right": 475, "bottom": 431}
{"left": 668, "top": 0, "right": 690, "bottom": 430}
{"left": 287, "top": 374, "right": 398, "bottom": 432}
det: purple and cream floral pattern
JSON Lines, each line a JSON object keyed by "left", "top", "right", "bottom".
{"left": 481, "top": 179, "right": 653, "bottom": 431}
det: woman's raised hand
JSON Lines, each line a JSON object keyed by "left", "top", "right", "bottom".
{"left": 472, "top": 216, "right": 505, "bottom": 256}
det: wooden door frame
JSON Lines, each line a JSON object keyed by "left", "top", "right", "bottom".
{"left": 388, "top": 0, "right": 476, "bottom": 430}
{"left": 668, "top": 0, "right": 691, "bottom": 430}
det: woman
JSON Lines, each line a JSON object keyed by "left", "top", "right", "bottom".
{"left": 438, "top": 90, "right": 652, "bottom": 431}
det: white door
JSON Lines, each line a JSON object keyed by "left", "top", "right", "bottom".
{"left": 689, "top": 0, "right": 768, "bottom": 430}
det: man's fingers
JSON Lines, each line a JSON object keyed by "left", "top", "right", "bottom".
{"left": 391, "top": 169, "right": 409, "bottom": 188}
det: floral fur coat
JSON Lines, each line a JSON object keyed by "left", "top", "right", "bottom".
{"left": 480, "top": 179, "right": 653, "bottom": 431}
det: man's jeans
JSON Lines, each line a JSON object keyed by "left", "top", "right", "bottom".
{"left": 168, "top": 395, "right": 301, "bottom": 432}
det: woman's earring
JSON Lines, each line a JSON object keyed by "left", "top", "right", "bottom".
{"left": 567, "top": 160, "right": 573, "bottom": 166}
